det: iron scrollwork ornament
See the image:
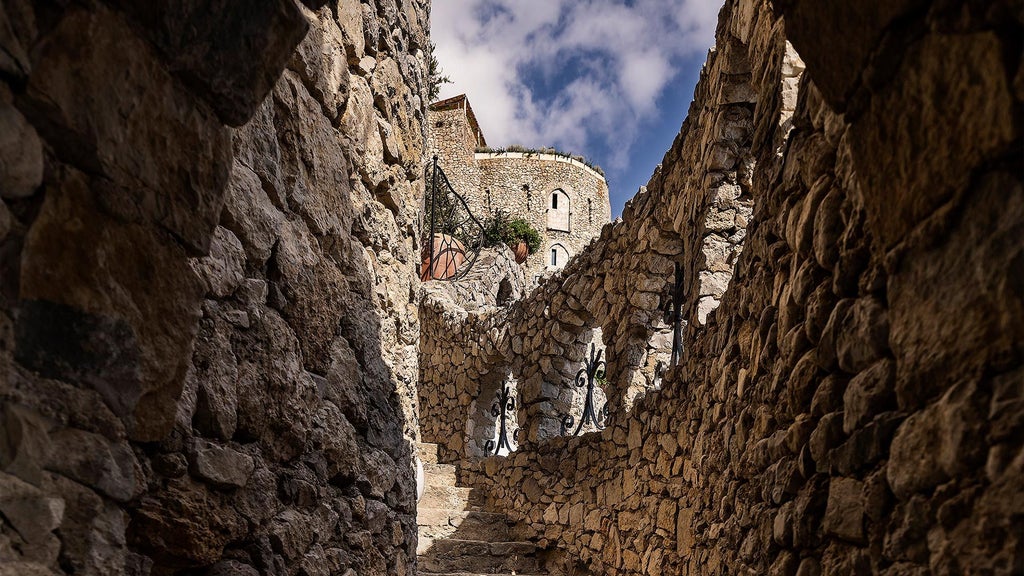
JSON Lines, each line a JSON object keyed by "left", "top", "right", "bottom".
{"left": 421, "top": 156, "right": 485, "bottom": 281}
{"left": 560, "top": 344, "right": 611, "bottom": 436}
{"left": 484, "top": 384, "right": 517, "bottom": 456}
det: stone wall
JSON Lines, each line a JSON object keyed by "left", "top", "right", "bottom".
{"left": 426, "top": 96, "right": 612, "bottom": 280}
{"left": 418, "top": 247, "right": 528, "bottom": 463}
{"left": 1, "top": 1, "right": 430, "bottom": 574}
{"left": 457, "top": 0, "right": 1023, "bottom": 574}
{"left": 416, "top": 11, "right": 775, "bottom": 454}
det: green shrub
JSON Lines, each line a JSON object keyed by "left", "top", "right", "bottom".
{"left": 474, "top": 145, "right": 605, "bottom": 177}
{"left": 481, "top": 211, "right": 542, "bottom": 255}
{"left": 508, "top": 218, "right": 542, "bottom": 254}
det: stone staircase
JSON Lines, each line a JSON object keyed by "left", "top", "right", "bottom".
{"left": 416, "top": 442, "right": 555, "bottom": 576}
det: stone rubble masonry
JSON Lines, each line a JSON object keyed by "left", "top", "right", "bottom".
{"left": 418, "top": 0, "right": 769, "bottom": 459}
{"left": 1, "top": 0, "right": 429, "bottom": 574}
{"left": 426, "top": 95, "right": 612, "bottom": 280}
{"left": 424, "top": 0, "right": 1021, "bottom": 574}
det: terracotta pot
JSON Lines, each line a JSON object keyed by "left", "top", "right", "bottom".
{"left": 512, "top": 240, "right": 529, "bottom": 264}
{"left": 420, "top": 233, "right": 466, "bottom": 281}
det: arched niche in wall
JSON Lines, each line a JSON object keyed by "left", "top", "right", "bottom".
{"left": 466, "top": 367, "right": 520, "bottom": 458}
{"left": 547, "top": 189, "right": 570, "bottom": 232}
{"left": 548, "top": 242, "right": 571, "bottom": 270}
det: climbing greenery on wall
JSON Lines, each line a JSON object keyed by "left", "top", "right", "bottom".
{"left": 475, "top": 144, "right": 605, "bottom": 177}
{"left": 427, "top": 42, "right": 451, "bottom": 102}
{"left": 482, "top": 210, "right": 542, "bottom": 254}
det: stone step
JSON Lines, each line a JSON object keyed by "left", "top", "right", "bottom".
{"left": 415, "top": 569, "right": 552, "bottom": 573}
{"left": 418, "top": 508, "right": 511, "bottom": 542}
{"left": 418, "top": 539, "right": 540, "bottom": 574}
{"left": 423, "top": 462, "right": 457, "bottom": 486}
{"left": 420, "top": 484, "right": 483, "bottom": 511}
{"left": 417, "top": 442, "right": 439, "bottom": 465}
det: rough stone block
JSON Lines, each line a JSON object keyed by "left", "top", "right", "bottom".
{"left": 888, "top": 172, "right": 1023, "bottom": 409}
{"left": 22, "top": 5, "right": 232, "bottom": 254}
{"left": 850, "top": 32, "right": 1015, "bottom": 250}
{"left": 107, "top": 0, "right": 309, "bottom": 126}
{"left": 778, "top": 0, "right": 925, "bottom": 107}
{"left": 842, "top": 358, "right": 895, "bottom": 433}
{"left": 17, "top": 172, "right": 205, "bottom": 441}
{"left": 0, "top": 102, "right": 43, "bottom": 199}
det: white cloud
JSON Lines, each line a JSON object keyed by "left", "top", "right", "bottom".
{"left": 431, "top": 0, "right": 720, "bottom": 169}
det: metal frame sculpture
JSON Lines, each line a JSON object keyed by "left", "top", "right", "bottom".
{"left": 560, "top": 343, "right": 611, "bottom": 436}
{"left": 484, "top": 384, "right": 517, "bottom": 456}
{"left": 422, "top": 155, "right": 484, "bottom": 281}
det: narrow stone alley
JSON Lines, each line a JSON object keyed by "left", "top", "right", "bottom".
{"left": 0, "top": 0, "right": 1020, "bottom": 574}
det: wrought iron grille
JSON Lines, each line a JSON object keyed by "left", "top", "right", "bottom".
{"left": 484, "top": 384, "right": 518, "bottom": 456}
{"left": 670, "top": 262, "right": 685, "bottom": 367}
{"left": 422, "top": 156, "right": 484, "bottom": 281}
{"left": 560, "top": 343, "right": 611, "bottom": 436}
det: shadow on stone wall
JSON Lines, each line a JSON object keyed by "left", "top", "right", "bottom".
{"left": 1, "top": 1, "right": 430, "bottom": 574}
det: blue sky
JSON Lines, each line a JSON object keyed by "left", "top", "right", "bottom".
{"left": 432, "top": 0, "right": 721, "bottom": 216}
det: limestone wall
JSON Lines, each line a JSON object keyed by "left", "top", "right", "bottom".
{"left": 417, "top": 13, "right": 772, "bottom": 452}
{"left": 0, "top": 1, "right": 430, "bottom": 574}
{"left": 418, "top": 247, "right": 527, "bottom": 463}
{"left": 456, "top": 0, "right": 1022, "bottom": 574}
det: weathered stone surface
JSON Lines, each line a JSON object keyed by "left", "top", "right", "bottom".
{"left": 107, "top": 0, "right": 310, "bottom": 126}
{"left": 46, "top": 429, "right": 141, "bottom": 502}
{"left": 0, "top": 404, "right": 53, "bottom": 485}
{"left": 190, "top": 440, "right": 255, "bottom": 489}
{"left": 190, "top": 227, "right": 246, "bottom": 298}
{"left": 851, "top": 32, "right": 1015, "bottom": 251}
{"left": 49, "top": 474, "right": 128, "bottom": 575}
{"left": 221, "top": 160, "right": 286, "bottom": 268}
{"left": 0, "top": 102, "right": 43, "bottom": 199}
{"left": 1, "top": 0, "right": 428, "bottom": 573}
{"left": 129, "top": 479, "right": 245, "bottom": 565}
{"left": 818, "top": 297, "right": 888, "bottom": 373}
{"left": 0, "top": 471, "right": 63, "bottom": 546}
{"left": 290, "top": 5, "right": 349, "bottom": 122}
{"left": 887, "top": 381, "right": 986, "bottom": 500}
{"left": 842, "top": 359, "right": 895, "bottom": 433}
{"left": 888, "top": 171, "right": 1024, "bottom": 409}
{"left": 777, "top": 0, "right": 924, "bottom": 107}
{"left": 17, "top": 173, "right": 205, "bottom": 441}
{"left": 823, "top": 477, "right": 865, "bottom": 542}
{"left": 207, "top": 559, "right": 260, "bottom": 576}
{"left": 21, "top": 4, "right": 232, "bottom": 254}
{"left": 189, "top": 311, "right": 239, "bottom": 441}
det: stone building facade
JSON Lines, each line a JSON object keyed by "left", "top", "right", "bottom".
{"left": 426, "top": 95, "right": 612, "bottom": 280}
{"left": 1, "top": 1, "right": 430, "bottom": 574}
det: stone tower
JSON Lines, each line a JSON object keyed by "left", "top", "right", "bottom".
{"left": 427, "top": 94, "right": 611, "bottom": 281}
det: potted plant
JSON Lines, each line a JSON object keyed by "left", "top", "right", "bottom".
{"left": 482, "top": 211, "right": 542, "bottom": 264}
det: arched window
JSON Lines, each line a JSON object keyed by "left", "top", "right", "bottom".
{"left": 547, "top": 189, "right": 570, "bottom": 232}
{"left": 548, "top": 243, "right": 570, "bottom": 270}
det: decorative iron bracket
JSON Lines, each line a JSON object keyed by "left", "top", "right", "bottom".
{"left": 422, "top": 155, "right": 485, "bottom": 281}
{"left": 670, "top": 262, "right": 685, "bottom": 367}
{"left": 484, "top": 384, "right": 517, "bottom": 456}
{"left": 560, "top": 343, "right": 610, "bottom": 436}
